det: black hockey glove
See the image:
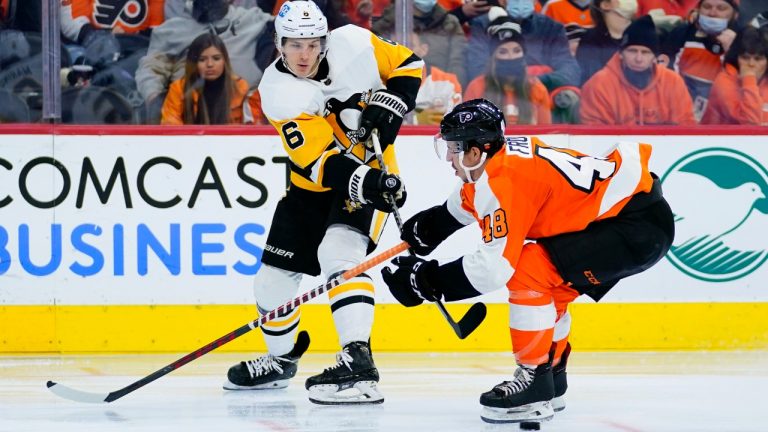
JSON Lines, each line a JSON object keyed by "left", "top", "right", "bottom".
{"left": 348, "top": 165, "right": 406, "bottom": 212}
{"left": 402, "top": 205, "right": 457, "bottom": 256}
{"left": 357, "top": 89, "right": 408, "bottom": 149}
{"left": 381, "top": 256, "right": 441, "bottom": 307}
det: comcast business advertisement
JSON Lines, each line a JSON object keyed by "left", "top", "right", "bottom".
{"left": 0, "top": 133, "right": 766, "bottom": 305}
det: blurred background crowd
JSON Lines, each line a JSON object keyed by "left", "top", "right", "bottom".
{"left": 0, "top": 0, "right": 766, "bottom": 126}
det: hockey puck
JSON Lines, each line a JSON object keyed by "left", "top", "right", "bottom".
{"left": 520, "top": 421, "right": 540, "bottom": 430}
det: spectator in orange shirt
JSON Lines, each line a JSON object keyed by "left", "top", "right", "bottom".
{"left": 465, "top": 7, "right": 552, "bottom": 125}
{"left": 581, "top": 15, "right": 695, "bottom": 124}
{"left": 541, "top": 0, "right": 594, "bottom": 30}
{"left": 701, "top": 26, "right": 768, "bottom": 124}
{"left": 161, "top": 33, "right": 263, "bottom": 125}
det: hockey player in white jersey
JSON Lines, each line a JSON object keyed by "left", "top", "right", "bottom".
{"left": 223, "top": 0, "right": 423, "bottom": 405}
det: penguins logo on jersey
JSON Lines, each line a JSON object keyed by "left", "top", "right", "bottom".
{"left": 94, "top": 0, "right": 148, "bottom": 28}
{"left": 324, "top": 91, "right": 375, "bottom": 163}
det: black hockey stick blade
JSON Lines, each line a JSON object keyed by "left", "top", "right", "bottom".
{"left": 456, "top": 302, "right": 487, "bottom": 339}
{"left": 435, "top": 300, "right": 487, "bottom": 339}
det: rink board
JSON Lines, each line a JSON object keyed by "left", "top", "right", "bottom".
{"left": 1, "top": 125, "right": 767, "bottom": 352}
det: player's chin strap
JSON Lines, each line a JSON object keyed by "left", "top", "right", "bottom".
{"left": 457, "top": 151, "right": 487, "bottom": 184}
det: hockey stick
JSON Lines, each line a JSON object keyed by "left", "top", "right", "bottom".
{"left": 370, "top": 132, "right": 486, "bottom": 340}
{"left": 46, "top": 241, "right": 410, "bottom": 404}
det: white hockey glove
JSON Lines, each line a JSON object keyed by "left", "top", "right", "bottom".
{"left": 357, "top": 89, "right": 408, "bottom": 149}
{"left": 348, "top": 164, "right": 406, "bottom": 212}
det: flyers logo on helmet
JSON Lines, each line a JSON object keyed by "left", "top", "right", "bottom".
{"left": 94, "top": 0, "right": 148, "bottom": 28}
{"left": 458, "top": 112, "right": 474, "bottom": 123}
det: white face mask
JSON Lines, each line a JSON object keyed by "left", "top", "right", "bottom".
{"left": 698, "top": 15, "right": 729, "bottom": 35}
{"left": 614, "top": 0, "right": 638, "bottom": 20}
{"left": 506, "top": 0, "right": 534, "bottom": 20}
{"left": 413, "top": 0, "right": 437, "bottom": 13}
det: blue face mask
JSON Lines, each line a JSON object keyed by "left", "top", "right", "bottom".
{"left": 698, "top": 15, "right": 729, "bottom": 35}
{"left": 413, "top": 0, "right": 437, "bottom": 14}
{"left": 506, "top": 0, "right": 534, "bottom": 20}
{"left": 494, "top": 58, "right": 527, "bottom": 79}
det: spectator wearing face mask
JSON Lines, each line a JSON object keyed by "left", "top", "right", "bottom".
{"left": 576, "top": 0, "right": 637, "bottom": 85}
{"left": 464, "top": 8, "right": 552, "bottom": 125}
{"left": 135, "top": 0, "right": 272, "bottom": 115}
{"left": 466, "top": 0, "right": 580, "bottom": 104}
{"left": 660, "top": 0, "right": 741, "bottom": 122}
{"left": 580, "top": 15, "right": 695, "bottom": 124}
{"left": 372, "top": 0, "right": 467, "bottom": 84}
{"left": 701, "top": 25, "right": 768, "bottom": 124}
{"left": 541, "top": 0, "right": 594, "bottom": 30}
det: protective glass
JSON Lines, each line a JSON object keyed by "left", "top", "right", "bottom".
{"left": 433, "top": 133, "right": 464, "bottom": 161}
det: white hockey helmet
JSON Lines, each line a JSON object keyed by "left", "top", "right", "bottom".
{"left": 275, "top": 1, "right": 329, "bottom": 45}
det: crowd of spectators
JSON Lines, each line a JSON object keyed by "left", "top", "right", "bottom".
{"left": 0, "top": 0, "right": 766, "bottom": 125}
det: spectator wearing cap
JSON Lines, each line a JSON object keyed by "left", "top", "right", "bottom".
{"left": 581, "top": 15, "right": 695, "bottom": 124}
{"left": 701, "top": 26, "right": 768, "bottom": 124}
{"left": 465, "top": 0, "right": 581, "bottom": 94}
{"left": 135, "top": 0, "right": 272, "bottom": 119}
{"left": 541, "top": 0, "right": 594, "bottom": 30}
{"left": 464, "top": 7, "right": 552, "bottom": 125}
{"left": 576, "top": 0, "right": 637, "bottom": 85}
{"left": 660, "top": 0, "right": 741, "bottom": 122}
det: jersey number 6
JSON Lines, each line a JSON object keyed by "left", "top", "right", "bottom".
{"left": 482, "top": 208, "right": 508, "bottom": 243}
{"left": 281, "top": 121, "right": 305, "bottom": 150}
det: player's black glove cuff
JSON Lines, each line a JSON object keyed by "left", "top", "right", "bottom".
{"left": 402, "top": 204, "right": 463, "bottom": 255}
{"left": 349, "top": 165, "right": 406, "bottom": 212}
{"left": 357, "top": 89, "right": 408, "bottom": 149}
{"left": 381, "top": 256, "right": 441, "bottom": 307}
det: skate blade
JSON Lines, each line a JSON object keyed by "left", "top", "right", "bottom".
{"left": 222, "top": 378, "right": 290, "bottom": 390}
{"left": 480, "top": 401, "right": 554, "bottom": 424}
{"left": 308, "top": 381, "right": 384, "bottom": 405}
{"left": 552, "top": 395, "right": 566, "bottom": 412}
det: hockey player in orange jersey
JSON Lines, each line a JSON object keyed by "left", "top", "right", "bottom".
{"left": 382, "top": 98, "right": 674, "bottom": 424}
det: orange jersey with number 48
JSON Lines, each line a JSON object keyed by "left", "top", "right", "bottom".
{"left": 446, "top": 136, "right": 654, "bottom": 293}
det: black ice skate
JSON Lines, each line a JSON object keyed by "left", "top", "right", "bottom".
{"left": 223, "top": 331, "right": 310, "bottom": 390}
{"left": 305, "top": 340, "right": 383, "bottom": 405}
{"left": 552, "top": 342, "right": 571, "bottom": 412}
{"left": 480, "top": 363, "right": 555, "bottom": 424}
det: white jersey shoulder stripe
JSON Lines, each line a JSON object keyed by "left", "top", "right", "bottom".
{"left": 598, "top": 141, "right": 643, "bottom": 217}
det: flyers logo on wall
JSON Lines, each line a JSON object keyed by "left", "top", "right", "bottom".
{"left": 662, "top": 148, "right": 768, "bottom": 282}
{"left": 94, "top": 0, "right": 149, "bottom": 28}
